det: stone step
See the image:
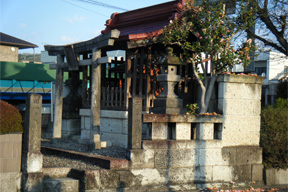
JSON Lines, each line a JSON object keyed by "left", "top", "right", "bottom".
{"left": 43, "top": 177, "right": 79, "bottom": 192}
{"left": 41, "top": 146, "right": 129, "bottom": 170}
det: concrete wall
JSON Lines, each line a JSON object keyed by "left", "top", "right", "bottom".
{"left": 0, "top": 133, "right": 22, "bottom": 192}
{"left": 79, "top": 109, "right": 128, "bottom": 147}
{"left": 100, "top": 110, "right": 128, "bottom": 148}
{"left": 0, "top": 45, "right": 19, "bottom": 62}
{"left": 125, "top": 75, "right": 265, "bottom": 189}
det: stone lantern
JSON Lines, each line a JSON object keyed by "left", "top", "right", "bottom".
{"left": 151, "top": 47, "right": 186, "bottom": 114}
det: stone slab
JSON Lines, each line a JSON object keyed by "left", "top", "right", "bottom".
{"left": 43, "top": 178, "right": 79, "bottom": 192}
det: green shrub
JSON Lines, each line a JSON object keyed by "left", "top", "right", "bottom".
{"left": 261, "top": 98, "right": 288, "bottom": 170}
{"left": 0, "top": 100, "right": 23, "bottom": 134}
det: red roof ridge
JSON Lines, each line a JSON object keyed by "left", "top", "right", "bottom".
{"left": 101, "top": 0, "right": 187, "bottom": 41}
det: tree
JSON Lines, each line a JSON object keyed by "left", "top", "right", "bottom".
{"left": 237, "top": 0, "right": 288, "bottom": 56}
{"left": 162, "top": 0, "right": 254, "bottom": 113}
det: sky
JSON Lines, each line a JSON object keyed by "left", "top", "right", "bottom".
{"left": 1, "top": 0, "right": 170, "bottom": 54}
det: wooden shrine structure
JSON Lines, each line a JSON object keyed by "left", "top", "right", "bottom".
{"left": 45, "top": 0, "right": 197, "bottom": 139}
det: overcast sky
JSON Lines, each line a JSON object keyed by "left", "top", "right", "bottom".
{"left": 1, "top": 0, "right": 169, "bottom": 53}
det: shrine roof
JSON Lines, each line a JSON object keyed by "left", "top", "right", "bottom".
{"left": 101, "top": 0, "right": 187, "bottom": 41}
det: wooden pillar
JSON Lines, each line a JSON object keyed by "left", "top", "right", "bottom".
{"left": 53, "top": 55, "right": 64, "bottom": 138}
{"left": 90, "top": 48, "right": 101, "bottom": 147}
{"left": 145, "top": 46, "right": 152, "bottom": 108}
{"left": 124, "top": 51, "right": 132, "bottom": 109}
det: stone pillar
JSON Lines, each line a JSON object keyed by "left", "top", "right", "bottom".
{"left": 217, "top": 75, "right": 264, "bottom": 146}
{"left": 53, "top": 55, "right": 64, "bottom": 138}
{"left": 22, "top": 94, "right": 44, "bottom": 192}
{"left": 128, "top": 97, "right": 142, "bottom": 149}
{"left": 90, "top": 48, "right": 101, "bottom": 149}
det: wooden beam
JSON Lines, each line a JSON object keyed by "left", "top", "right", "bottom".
{"left": 127, "top": 37, "right": 159, "bottom": 49}
{"left": 45, "top": 29, "right": 120, "bottom": 56}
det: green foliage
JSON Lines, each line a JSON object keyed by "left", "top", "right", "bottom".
{"left": 186, "top": 103, "right": 199, "bottom": 114}
{"left": 162, "top": 0, "right": 256, "bottom": 71}
{"left": 161, "top": 0, "right": 255, "bottom": 113}
{"left": 0, "top": 100, "right": 23, "bottom": 134}
{"left": 261, "top": 98, "right": 288, "bottom": 170}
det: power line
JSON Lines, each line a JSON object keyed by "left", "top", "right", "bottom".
{"left": 62, "top": 0, "right": 109, "bottom": 17}
{"left": 73, "top": 0, "right": 128, "bottom": 12}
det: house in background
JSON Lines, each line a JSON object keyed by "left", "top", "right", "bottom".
{"left": 0, "top": 32, "right": 38, "bottom": 62}
{"left": 0, "top": 33, "right": 56, "bottom": 104}
{"left": 254, "top": 52, "right": 288, "bottom": 105}
{"left": 233, "top": 51, "right": 288, "bottom": 105}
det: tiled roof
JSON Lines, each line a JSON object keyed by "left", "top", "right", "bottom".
{"left": 0, "top": 32, "right": 38, "bottom": 49}
{"left": 101, "top": 0, "right": 187, "bottom": 41}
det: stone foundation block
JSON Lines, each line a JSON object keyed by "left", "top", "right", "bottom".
{"left": 129, "top": 149, "right": 155, "bottom": 168}
{"left": 222, "top": 131, "right": 260, "bottom": 146}
{"left": 24, "top": 152, "right": 43, "bottom": 173}
{"left": 21, "top": 172, "right": 44, "bottom": 192}
{"left": 252, "top": 164, "right": 263, "bottom": 182}
{"left": 212, "top": 165, "right": 233, "bottom": 182}
{"left": 151, "top": 123, "right": 168, "bottom": 140}
{"left": 43, "top": 178, "right": 79, "bottom": 192}
{"left": 174, "top": 123, "right": 191, "bottom": 140}
{"left": 154, "top": 149, "right": 196, "bottom": 168}
{"left": 265, "top": 168, "right": 288, "bottom": 185}
{"left": 196, "top": 123, "right": 214, "bottom": 140}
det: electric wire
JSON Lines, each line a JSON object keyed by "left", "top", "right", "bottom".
{"left": 73, "top": 0, "right": 128, "bottom": 12}
{"left": 62, "top": 0, "right": 109, "bottom": 17}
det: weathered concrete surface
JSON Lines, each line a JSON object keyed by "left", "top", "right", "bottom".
{"left": 80, "top": 109, "right": 129, "bottom": 147}
{"left": 43, "top": 178, "right": 79, "bottom": 192}
{"left": 0, "top": 172, "right": 21, "bottom": 192}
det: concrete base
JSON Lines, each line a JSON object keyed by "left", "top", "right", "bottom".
{"left": 265, "top": 168, "right": 288, "bottom": 185}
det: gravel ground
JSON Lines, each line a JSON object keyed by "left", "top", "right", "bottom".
{"left": 42, "top": 139, "right": 128, "bottom": 169}
{"left": 43, "top": 155, "right": 100, "bottom": 169}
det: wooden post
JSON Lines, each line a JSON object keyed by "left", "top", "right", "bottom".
{"left": 53, "top": 55, "right": 64, "bottom": 138}
{"left": 90, "top": 48, "right": 101, "bottom": 149}
{"left": 145, "top": 46, "right": 152, "bottom": 108}
{"left": 124, "top": 51, "right": 132, "bottom": 109}
{"left": 128, "top": 97, "right": 142, "bottom": 149}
